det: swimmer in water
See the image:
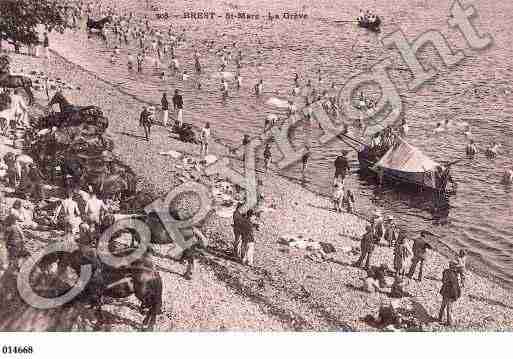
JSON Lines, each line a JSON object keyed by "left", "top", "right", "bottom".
{"left": 221, "top": 78, "right": 228, "bottom": 98}
{"left": 292, "top": 83, "right": 300, "bottom": 96}
{"left": 433, "top": 122, "right": 445, "bottom": 134}
{"left": 466, "top": 139, "right": 477, "bottom": 157}
{"left": 255, "top": 79, "right": 263, "bottom": 96}
{"left": 236, "top": 72, "right": 242, "bottom": 89}
{"left": 503, "top": 169, "right": 513, "bottom": 185}
{"left": 485, "top": 142, "right": 501, "bottom": 159}
{"left": 463, "top": 124, "right": 472, "bottom": 139}
{"left": 182, "top": 70, "right": 189, "bottom": 81}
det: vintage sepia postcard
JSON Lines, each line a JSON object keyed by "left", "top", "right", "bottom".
{"left": 0, "top": 0, "right": 512, "bottom": 356}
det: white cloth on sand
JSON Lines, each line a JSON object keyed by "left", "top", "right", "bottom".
{"left": 266, "top": 97, "right": 290, "bottom": 109}
{"left": 159, "top": 150, "right": 183, "bottom": 159}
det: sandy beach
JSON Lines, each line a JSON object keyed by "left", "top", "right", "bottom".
{"left": 0, "top": 42, "right": 510, "bottom": 332}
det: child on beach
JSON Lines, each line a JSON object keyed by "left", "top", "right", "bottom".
{"left": 332, "top": 182, "right": 344, "bottom": 212}
{"left": 343, "top": 188, "right": 356, "bottom": 214}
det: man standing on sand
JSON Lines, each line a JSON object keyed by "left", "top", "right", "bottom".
{"left": 43, "top": 32, "right": 50, "bottom": 59}
{"left": 383, "top": 215, "right": 398, "bottom": 247}
{"left": 334, "top": 150, "right": 350, "bottom": 182}
{"left": 161, "top": 92, "right": 169, "bottom": 127}
{"left": 393, "top": 231, "right": 411, "bottom": 277}
{"left": 240, "top": 210, "right": 257, "bottom": 266}
{"left": 407, "top": 231, "right": 432, "bottom": 281}
{"left": 232, "top": 203, "right": 244, "bottom": 260}
{"left": 139, "top": 106, "right": 154, "bottom": 141}
{"left": 438, "top": 261, "right": 461, "bottom": 326}
{"left": 354, "top": 225, "right": 376, "bottom": 269}
{"left": 199, "top": 122, "right": 211, "bottom": 157}
{"left": 263, "top": 143, "right": 272, "bottom": 172}
{"left": 301, "top": 148, "right": 310, "bottom": 179}
{"left": 172, "top": 89, "right": 183, "bottom": 127}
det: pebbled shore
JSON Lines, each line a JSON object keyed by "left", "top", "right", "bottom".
{"left": 4, "top": 48, "right": 513, "bottom": 332}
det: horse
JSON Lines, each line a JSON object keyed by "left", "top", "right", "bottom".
{"left": 41, "top": 243, "right": 163, "bottom": 330}
{"left": 36, "top": 213, "right": 163, "bottom": 330}
{"left": 40, "top": 91, "right": 108, "bottom": 131}
{"left": 0, "top": 72, "right": 34, "bottom": 105}
{"left": 86, "top": 16, "right": 112, "bottom": 39}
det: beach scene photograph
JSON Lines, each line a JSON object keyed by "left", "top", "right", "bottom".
{"left": 1, "top": 0, "right": 513, "bottom": 341}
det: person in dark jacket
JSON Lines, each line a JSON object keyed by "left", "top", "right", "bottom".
{"left": 239, "top": 209, "right": 256, "bottom": 266}
{"left": 62, "top": 154, "right": 82, "bottom": 190}
{"left": 4, "top": 214, "right": 30, "bottom": 272}
{"left": 232, "top": 204, "right": 244, "bottom": 260}
{"left": 438, "top": 261, "right": 462, "bottom": 326}
{"left": 172, "top": 89, "right": 183, "bottom": 127}
{"left": 334, "top": 151, "right": 350, "bottom": 180}
{"left": 407, "top": 231, "right": 433, "bottom": 281}
{"left": 139, "top": 106, "right": 154, "bottom": 141}
{"left": 354, "top": 225, "right": 376, "bottom": 269}
{"left": 161, "top": 93, "right": 169, "bottom": 127}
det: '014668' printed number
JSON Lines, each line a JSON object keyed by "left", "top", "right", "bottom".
{"left": 2, "top": 345, "right": 34, "bottom": 354}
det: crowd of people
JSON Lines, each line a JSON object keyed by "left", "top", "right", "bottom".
{"left": 0, "top": 0, "right": 494, "bottom": 332}
{"left": 354, "top": 210, "right": 467, "bottom": 327}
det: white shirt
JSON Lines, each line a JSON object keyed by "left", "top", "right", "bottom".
{"left": 200, "top": 128, "right": 211, "bottom": 141}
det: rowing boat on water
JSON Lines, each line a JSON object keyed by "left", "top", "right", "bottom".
{"left": 357, "top": 16, "right": 382, "bottom": 32}
{"left": 357, "top": 137, "right": 453, "bottom": 193}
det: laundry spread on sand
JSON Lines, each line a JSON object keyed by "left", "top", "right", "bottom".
{"left": 159, "top": 150, "right": 183, "bottom": 159}
{"left": 266, "top": 97, "right": 290, "bottom": 109}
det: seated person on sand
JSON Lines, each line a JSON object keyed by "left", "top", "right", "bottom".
{"left": 362, "top": 264, "right": 389, "bottom": 293}
{"left": 9, "top": 199, "right": 38, "bottom": 230}
{"left": 390, "top": 275, "right": 410, "bottom": 298}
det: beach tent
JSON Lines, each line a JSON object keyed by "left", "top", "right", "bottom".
{"left": 372, "top": 138, "right": 439, "bottom": 189}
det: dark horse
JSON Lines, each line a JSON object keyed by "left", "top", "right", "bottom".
{"left": 39, "top": 217, "right": 163, "bottom": 330}
{"left": 40, "top": 91, "right": 108, "bottom": 131}
{"left": 0, "top": 72, "right": 34, "bottom": 105}
{"left": 86, "top": 16, "right": 112, "bottom": 39}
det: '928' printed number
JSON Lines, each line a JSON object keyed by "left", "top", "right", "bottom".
{"left": 156, "top": 12, "right": 170, "bottom": 19}
{"left": 2, "top": 346, "right": 34, "bottom": 354}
